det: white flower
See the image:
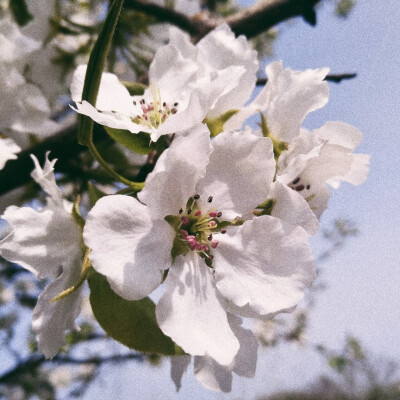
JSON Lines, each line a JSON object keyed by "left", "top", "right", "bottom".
{"left": 71, "top": 24, "right": 258, "bottom": 142}
{"left": 84, "top": 125, "right": 315, "bottom": 364}
{"left": 277, "top": 121, "right": 370, "bottom": 218}
{"left": 0, "top": 137, "right": 20, "bottom": 170}
{"left": 226, "top": 61, "right": 329, "bottom": 142}
{"left": 0, "top": 153, "right": 83, "bottom": 358}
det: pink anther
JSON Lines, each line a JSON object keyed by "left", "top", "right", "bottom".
{"left": 211, "top": 240, "right": 219, "bottom": 249}
{"left": 208, "top": 211, "right": 217, "bottom": 218}
{"left": 195, "top": 210, "right": 202, "bottom": 216}
{"left": 181, "top": 216, "right": 190, "bottom": 225}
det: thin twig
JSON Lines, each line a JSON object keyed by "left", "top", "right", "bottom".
{"left": 256, "top": 73, "right": 357, "bottom": 86}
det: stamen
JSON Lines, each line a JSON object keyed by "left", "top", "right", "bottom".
{"left": 207, "top": 234, "right": 213, "bottom": 241}
{"left": 211, "top": 240, "right": 219, "bottom": 249}
{"left": 181, "top": 216, "right": 190, "bottom": 225}
{"left": 187, "top": 209, "right": 192, "bottom": 215}
{"left": 208, "top": 196, "right": 213, "bottom": 203}
{"left": 194, "top": 194, "right": 200, "bottom": 200}
{"left": 217, "top": 212, "right": 222, "bottom": 217}
{"left": 292, "top": 177, "right": 300, "bottom": 185}
{"left": 195, "top": 210, "right": 202, "bottom": 216}
{"left": 209, "top": 221, "right": 216, "bottom": 227}
{"left": 221, "top": 229, "right": 226, "bottom": 234}
{"left": 306, "top": 184, "right": 311, "bottom": 190}
{"left": 179, "top": 208, "right": 183, "bottom": 214}
{"left": 209, "top": 211, "right": 217, "bottom": 218}
{"left": 295, "top": 185, "right": 305, "bottom": 192}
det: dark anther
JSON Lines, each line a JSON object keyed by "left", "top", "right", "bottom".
{"left": 171, "top": 108, "right": 177, "bottom": 114}
{"left": 163, "top": 102, "right": 166, "bottom": 107}
{"left": 292, "top": 177, "right": 300, "bottom": 185}
{"left": 208, "top": 234, "right": 213, "bottom": 241}
{"left": 194, "top": 194, "right": 200, "bottom": 200}
{"left": 179, "top": 208, "right": 183, "bottom": 214}
{"left": 221, "top": 229, "right": 226, "bottom": 234}
{"left": 217, "top": 212, "right": 222, "bottom": 217}
{"left": 174, "top": 102, "right": 179, "bottom": 106}
{"left": 187, "top": 209, "right": 192, "bottom": 214}
{"left": 207, "top": 196, "right": 213, "bottom": 203}
{"left": 133, "top": 101, "right": 137, "bottom": 105}
{"left": 295, "top": 185, "right": 305, "bottom": 192}
{"left": 306, "top": 184, "right": 311, "bottom": 190}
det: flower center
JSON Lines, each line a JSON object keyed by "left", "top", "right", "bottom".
{"left": 165, "top": 195, "right": 227, "bottom": 267}
{"left": 288, "top": 176, "right": 314, "bottom": 202}
{"left": 132, "top": 84, "right": 178, "bottom": 129}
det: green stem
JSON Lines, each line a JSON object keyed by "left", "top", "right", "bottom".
{"left": 88, "top": 141, "right": 145, "bottom": 191}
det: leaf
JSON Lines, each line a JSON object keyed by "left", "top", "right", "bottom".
{"left": 104, "top": 127, "right": 155, "bottom": 155}
{"left": 78, "top": 0, "right": 124, "bottom": 145}
{"left": 204, "top": 109, "right": 238, "bottom": 137}
{"left": 88, "top": 270, "right": 185, "bottom": 355}
{"left": 87, "top": 181, "right": 108, "bottom": 207}
{"left": 9, "top": 0, "right": 33, "bottom": 26}
{"left": 121, "top": 81, "right": 147, "bottom": 96}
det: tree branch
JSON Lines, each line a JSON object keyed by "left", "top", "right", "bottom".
{"left": 125, "top": 0, "right": 322, "bottom": 39}
{"left": 256, "top": 72, "right": 357, "bottom": 86}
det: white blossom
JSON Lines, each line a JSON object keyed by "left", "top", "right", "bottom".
{"left": 71, "top": 24, "right": 258, "bottom": 142}
{"left": 0, "top": 153, "right": 83, "bottom": 357}
{"left": 84, "top": 125, "right": 315, "bottom": 365}
{"left": 277, "top": 121, "right": 370, "bottom": 218}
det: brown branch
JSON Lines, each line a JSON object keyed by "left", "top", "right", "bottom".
{"left": 0, "top": 124, "right": 109, "bottom": 198}
{"left": 124, "top": 0, "right": 322, "bottom": 39}
{"left": 256, "top": 73, "right": 357, "bottom": 86}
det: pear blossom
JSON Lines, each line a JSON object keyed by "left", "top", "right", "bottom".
{"left": 277, "top": 121, "right": 370, "bottom": 218}
{"left": 84, "top": 125, "right": 315, "bottom": 365}
{"left": 226, "top": 61, "right": 329, "bottom": 142}
{"left": 0, "top": 153, "right": 83, "bottom": 358}
{"left": 71, "top": 24, "right": 258, "bottom": 142}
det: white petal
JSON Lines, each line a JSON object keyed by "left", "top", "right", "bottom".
{"left": 83, "top": 195, "right": 174, "bottom": 300}
{"left": 194, "top": 356, "right": 232, "bottom": 392}
{"left": 0, "top": 206, "right": 81, "bottom": 279}
{"left": 214, "top": 216, "right": 315, "bottom": 317}
{"left": 156, "top": 253, "right": 239, "bottom": 365}
{"left": 270, "top": 181, "right": 319, "bottom": 235}
{"left": 30, "top": 153, "right": 64, "bottom": 208}
{"left": 193, "top": 314, "right": 258, "bottom": 392}
{"left": 71, "top": 101, "right": 148, "bottom": 134}
{"left": 197, "top": 130, "right": 275, "bottom": 219}
{"left": 314, "top": 121, "right": 362, "bottom": 149}
{"left": 228, "top": 314, "right": 258, "bottom": 378}
{"left": 138, "top": 125, "right": 212, "bottom": 219}
{"left": 197, "top": 23, "right": 258, "bottom": 118}
{"left": 70, "top": 65, "right": 134, "bottom": 115}
{"left": 170, "top": 356, "right": 191, "bottom": 391}
{"left": 32, "top": 257, "right": 83, "bottom": 358}
{"left": 0, "top": 138, "right": 20, "bottom": 170}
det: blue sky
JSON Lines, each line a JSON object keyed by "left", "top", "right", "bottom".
{"left": 81, "top": 2, "right": 400, "bottom": 399}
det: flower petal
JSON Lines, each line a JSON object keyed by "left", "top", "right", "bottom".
{"left": 214, "top": 215, "right": 315, "bottom": 317}
{"left": 194, "top": 356, "right": 232, "bottom": 393}
{"left": 138, "top": 125, "right": 212, "bottom": 219}
{"left": 270, "top": 181, "right": 319, "bottom": 235}
{"left": 196, "top": 130, "right": 275, "bottom": 219}
{"left": 0, "top": 206, "right": 81, "bottom": 279}
{"left": 0, "top": 138, "right": 20, "bottom": 170}
{"left": 70, "top": 65, "right": 134, "bottom": 115}
{"left": 156, "top": 253, "right": 239, "bottom": 365}
{"left": 32, "top": 257, "right": 83, "bottom": 358}
{"left": 84, "top": 195, "right": 174, "bottom": 300}
{"left": 170, "top": 355, "right": 191, "bottom": 391}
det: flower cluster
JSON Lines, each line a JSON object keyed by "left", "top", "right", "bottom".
{"left": 0, "top": 23, "right": 369, "bottom": 392}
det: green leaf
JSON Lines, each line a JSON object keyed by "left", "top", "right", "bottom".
{"left": 88, "top": 181, "right": 107, "bottom": 207}
{"left": 328, "top": 356, "right": 347, "bottom": 373}
{"left": 9, "top": 0, "right": 33, "bottom": 26}
{"left": 121, "top": 81, "right": 147, "bottom": 96}
{"left": 104, "top": 127, "right": 155, "bottom": 155}
{"left": 78, "top": 0, "right": 124, "bottom": 145}
{"left": 88, "top": 270, "right": 185, "bottom": 355}
{"left": 204, "top": 109, "right": 238, "bottom": 137}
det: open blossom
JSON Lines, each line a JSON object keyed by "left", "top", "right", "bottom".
{"left": 277, "top": 121, "right": 370, "bottom": 218}
{"left": 0, "top": 153, "right": 83, "bottom": 358}
{"left": 84, "top": 124, "right": 315, "bottom": 365}
{"left": 226, "top": 61, "right": 329, "bottom": 142}
{"left": 71, "top": 24, "right": 258, "bottom": 142}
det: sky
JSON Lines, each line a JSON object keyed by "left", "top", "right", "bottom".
{"left": 80, "top": 2, "right": 400, "bottom": 399}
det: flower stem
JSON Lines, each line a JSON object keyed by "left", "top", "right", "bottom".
{"left": 88, "top": 140, "right": 144, "bottom": 191}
